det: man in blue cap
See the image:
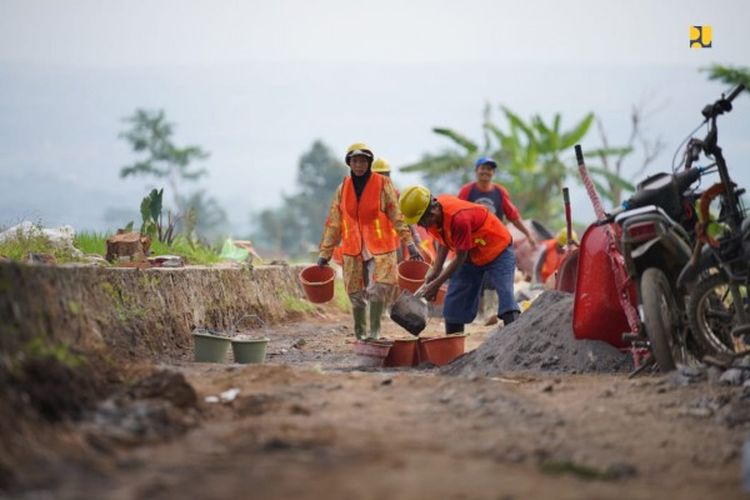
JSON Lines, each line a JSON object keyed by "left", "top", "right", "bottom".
{"left": 458, "top": 156, "right": 538, "bottom": 249}
{"left": 458, "top": 156, "right": 537, "bottom": 325}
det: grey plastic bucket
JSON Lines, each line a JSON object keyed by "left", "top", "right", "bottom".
{"left": 193, "top": 333, "right": 230, "bottom": 363}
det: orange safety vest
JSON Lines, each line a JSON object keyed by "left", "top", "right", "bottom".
{"left": 429, "top": 195, "right": 511, "bottom": 266}
{"left": 390, "top": 187, "right": 403, "bottom": 251}
{"left": 540, "top": 239, "right": 563, "bottom": 283}
{"left": 415, "top": 225, "right": 437, "bottom": 263}
{"left": 339, "top": 173, "right": 400, "bottom": 256}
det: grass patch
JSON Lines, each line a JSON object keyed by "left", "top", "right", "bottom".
{"left": 73, "top": 231, "right": 108, "bottom": 255}
{"left": 151, "top": 237, "right": 222, "bottom": 265}
{"left": 18, "top": 336, "right": 84, "bottom": 369}
{"left": 70, "top": 231, "right": 222, "bottom": 266}
{"left": 2, "top": 225, "right": 231, "bottom": 267}
{"left": 281, "top": 292, "right": 317, "bottom": 314}
{"left": 0, "top": 225, "right": 78, "bottom": 263}
{"left": 333, "top": 278, "right": 351, "bottom": 313}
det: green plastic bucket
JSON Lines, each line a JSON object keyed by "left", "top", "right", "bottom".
{"left": 193, "top": 333, "right": 230, "bottom": 363}
{"left": 231, "top": 338, "right": 269, "bottom": 364}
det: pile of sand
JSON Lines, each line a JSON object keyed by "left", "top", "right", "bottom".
{"left": 444, "top": 290, "right": 632, "bottom": 375}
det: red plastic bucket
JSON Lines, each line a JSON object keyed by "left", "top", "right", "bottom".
{"left": 398, "top": 260, "right": 431, "bottom": 293}
{"left": 417, "top": 335, "right": 466, "bottom": 366}
{"left": 384, "top": 339, "right": 418, "bottom": 367}
{"left": 353, "top": 340, "right": 391, "bottom": 367}
{"left": 299, "top": 265, "right": 336, "bottom": 303}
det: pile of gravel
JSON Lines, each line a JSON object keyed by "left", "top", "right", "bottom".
{"left": 444, "top": 290, "right": 632, "bottom": 375}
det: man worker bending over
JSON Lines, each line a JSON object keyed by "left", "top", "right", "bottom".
{"left": 399, "top": 185, "right": 521, "bottom": 335}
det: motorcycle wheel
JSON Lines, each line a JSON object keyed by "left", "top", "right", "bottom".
{"left": 687, "top": 273, "right": 747, "bottom": 355}
{"left": 639, "top": 268, "right": 685, "bottom": 372}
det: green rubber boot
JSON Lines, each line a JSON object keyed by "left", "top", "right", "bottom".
{"left": 369, "top": 301, "right": 385, "bottom": 340}
{"left": 353, "top": 306, "right": 367, "bottom": 340}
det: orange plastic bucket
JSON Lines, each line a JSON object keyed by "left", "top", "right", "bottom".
{"left": 299, "top": 265, "right": 335, "bottom": 303}
{"left": 384, "top": 339, "right": 418, "bottom": 367}
{"left": 417, "top": 335, "right": 466, "bottom": 366}
{"left": 397, "top": 260, "right": 431, "bottom": 293}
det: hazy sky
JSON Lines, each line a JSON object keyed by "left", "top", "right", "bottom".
{"left": 1, "top": 0, "right": 749, "bottom": 234}
{"left": 2, "top": 0, "right": 747, "bottom": 67}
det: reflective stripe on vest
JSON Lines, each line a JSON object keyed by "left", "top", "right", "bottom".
{"left": 429, "top": 194, "right": 511, "bottom": 266}
{"left": 339, "top": 173, "right": 400, "bottom": 256}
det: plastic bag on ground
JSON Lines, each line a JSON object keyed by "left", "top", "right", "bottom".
{"left": 219, "top": 238, "right": 250, "bottom": 261}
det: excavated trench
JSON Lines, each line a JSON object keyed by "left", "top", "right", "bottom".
{"left": 2, "top": 262, "right": 750, "bottom": 499}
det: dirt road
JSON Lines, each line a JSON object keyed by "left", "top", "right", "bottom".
{"left": 7, "top": 314, "right": 750, "bottom": 499}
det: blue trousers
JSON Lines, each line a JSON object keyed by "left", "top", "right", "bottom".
{"left": 443, "top": 247, "right": 519, "bottom": 324}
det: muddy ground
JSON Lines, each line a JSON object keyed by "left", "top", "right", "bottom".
{"left": 3, "top": 312, "right": 750, "bottom": 499}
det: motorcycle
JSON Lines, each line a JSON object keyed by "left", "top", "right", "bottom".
{"left": 574, "top": 85, "right": 746, "bottom": 372}
{"left": 675, "top": 84, "right": 748, "bottom": 362}
{"left": 613, "top": 167, "right": 704, "bottom": 370}
{"left": 573, "top": 151, "right": 703, "bottom": 372}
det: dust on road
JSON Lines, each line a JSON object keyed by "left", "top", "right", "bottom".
{"left": 3, "top": 311, "right": 749, "bottom": 499}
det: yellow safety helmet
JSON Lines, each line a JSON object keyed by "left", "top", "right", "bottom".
{"left": 556, "top": 228, "right": 579, "bottom": 246}
{"left": 399, "top": 185, "right": 432, "bottom": 224}
{"left": 345, "top": 142, "right": 374, "bottom": 165}
{"left": 372, "top": 157, "right": 391, "bottom": 173}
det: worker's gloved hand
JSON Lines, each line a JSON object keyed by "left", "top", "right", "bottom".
{"left": 317, "top": 257, "right": 329, "bottom": 267}
{"left": 407, "top": 243, "right": 424, "bottom": 262}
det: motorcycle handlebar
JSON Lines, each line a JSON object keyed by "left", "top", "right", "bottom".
{"left": 727, "top": 84, "right": 745, "bottom": 103}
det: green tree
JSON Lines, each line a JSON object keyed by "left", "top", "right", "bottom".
{"left": 119, "top": 109, "right": 228, "bottom": 242}
{"left": 401, "top": 105, "right": 639, "bottom": 226}
{"left": 292, "top": 140, "right": 349, "bottom": 249}
{"left": 252, "top": 140, "right": 347, "bottom": 257}
{"left": 255, "top": 205, "right": 304, "bottom": 256}
{"left": 402, "top": 105, "right": 602, "bottom": 225}
{"left": 705, "top": 64, "right": 750, "bottom": 89}
{"left": 178, "top": 190, "right": 229, "bottom": 242}
{"left": 119, "top": 109, "right": 209, "bottom": 209}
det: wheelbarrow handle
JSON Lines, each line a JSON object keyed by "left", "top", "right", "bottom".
{"left": 563, "top": 187, "right": 573, "bottom": 250}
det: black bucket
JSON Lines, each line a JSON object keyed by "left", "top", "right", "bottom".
{"left": 390, "top": 290, "right": 429, "bottom": 336}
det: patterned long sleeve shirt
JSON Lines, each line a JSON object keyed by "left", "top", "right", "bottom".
{"left": 319, "top": 176, "right": 413, "bottom": 260}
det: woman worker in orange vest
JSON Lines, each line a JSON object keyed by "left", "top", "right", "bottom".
{"left": 318, "top": 143, "right": 423, "bottom": 340}
{"left": 399, "top": 184, "right": 520, "bottom": 334}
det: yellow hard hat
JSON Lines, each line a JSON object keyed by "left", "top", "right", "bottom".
{"left": 372, "top": 157, "right": 391, "bottom": 173}
{"left": 345, "top": 142, "right": 374, "bottom": 165}
{"left": 556, "top": 228, "right": 578, "bottom": 246}
{"left": 399, "top": 185, "right": 432, "bottom": 224}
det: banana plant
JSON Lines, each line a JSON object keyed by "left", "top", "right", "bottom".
{"left": 139, "top": 188, "right": 178, "bottom": 245}
{"left": 401, "top": 105, "right": 633, "bottom": 227}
